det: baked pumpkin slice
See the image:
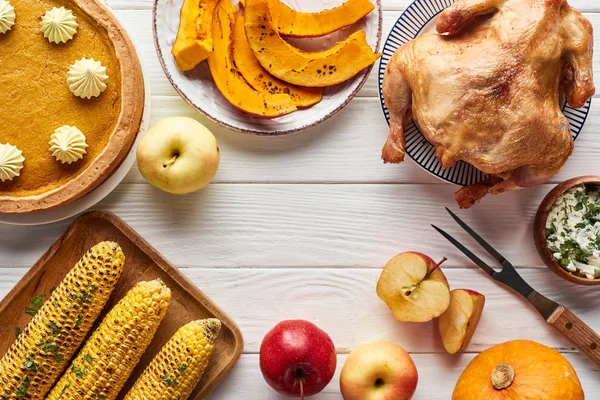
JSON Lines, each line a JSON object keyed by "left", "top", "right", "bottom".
{"left": 0, "top": 0, "right": 144, "bottom": 214}
{"left": 232, "top": 14, "right": 323, "bottom": 108}
{"left": 172, "top": 0, "right": 219, "bottom": 71}
{"left": 208, "top": 0, "right": 296, "bottom": 118}
{"left": 244, "top": 0, "right": 381, "bottom": 87}
{"left": 268, "top": 0, "right": 375, "bottom": 38}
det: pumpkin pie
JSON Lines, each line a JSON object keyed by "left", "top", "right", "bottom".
{"left": 0, "top": 0, "right": 144, "bottom": 213}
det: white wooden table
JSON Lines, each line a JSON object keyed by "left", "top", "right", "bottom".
{"left": 2, "top": 0, "right": 600, "bottom": 398}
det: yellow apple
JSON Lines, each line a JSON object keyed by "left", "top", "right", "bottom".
{"left": 438, "top": 289, "right": 485, "bottom": 354}
{"left": 137, "top": 117, "right": 220, "bottom": 194}
{"left": 377, "top": 252, "right": 450, "bottom": 322}
{"left": 340, "top": 341, "right": 418, "bottom": 400}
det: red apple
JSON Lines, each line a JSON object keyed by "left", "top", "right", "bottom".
{"left": 340, "top": 341, "right": 418, "bottom": 400}
{"left": 260, "top": 320, "right": 337, "bottom": 398}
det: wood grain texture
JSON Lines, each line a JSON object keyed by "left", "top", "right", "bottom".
{"left": 114, "top": 97, "right": 600, "bottom": 184}
{"left": 211, "top": 353, "right": 600, "bottom": 399}
{"left": 0, "top": 184, "right": 570, "bottom": 268}
{"left": 0, "top": 213, "right": 243, "bottom": 399}
{"left": 2, "top": 0, "right": 600, "bottom": 398}
{"left": 548, "top": 306, "right": 600, "bottom": 368}
{"left": 4, "top": 267, "right": 600, "bottom": 354}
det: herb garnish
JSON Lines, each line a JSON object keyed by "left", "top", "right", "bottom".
{"left": 160, "top": 363, "right": 188, "bottom": 388}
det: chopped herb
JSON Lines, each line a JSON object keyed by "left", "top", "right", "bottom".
{"left": 23, "top": 359, "right": 36, "bottom": 371}
{"left": 15, "top": 327, "right": 21, "bottom": 337}
{"left": 161, "top": 375, "right": 177, "bottom": 387}
{"left": 83, "top": 354, "right": 93, "bottom": 364}
{"left": 31, "top": 296, "right": 44, "bottom": 309}
{"left": 72, "top": 366, "right": 84, "bottom": 380}
{"left": 75, "top": 317, "right": 82, "bottom": 327}
{"left": 55, "top": 355, "right": 64, "bottom": 363}
{"left": 25, "top": 293, "right": 48, "bottom": 316}
{"left": 24, "top": 307, "right": 38, "bottom": 316}
{"left": 16, "top": 376, "right": 30, "bottom": 397}
{"left": 58, "top": 383, "right": 71, "bottom": 399}
{"left": 47, "top": 322, "right": 61, "bottom": 335}
{"left": 49, "top": 286, "right": 56, "bottom": 294}
{"left": 43, "top": 343, "right": 59, "bottom": 353}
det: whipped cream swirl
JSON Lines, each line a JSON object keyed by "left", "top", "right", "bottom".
{"left": 49, "top": 125, "right": 88, "bottom": 164}
{"left": 0, "top": 143, "right": 24, "bottom": 182}
{"left": 67, "top": 58, "right": 109, "bottom": 99}
{"left": 41, "top": 7, "right": 78, "bottom": 44}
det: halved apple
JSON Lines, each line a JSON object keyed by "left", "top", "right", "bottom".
{"left": 377, "top": 252, "right": 450, "bottom": 323}
{"left": 438, "top": 289, "right": 485, "bottom": 354}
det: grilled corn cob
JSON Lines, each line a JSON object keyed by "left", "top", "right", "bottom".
{"left": 46, "top": 279, "right": 171, "bottom": 400}
{"left": 0, "top": 241, "right": 125, "bottom": 400}
{"left": 124, "top": 318, "right": 222, "bottom": 400}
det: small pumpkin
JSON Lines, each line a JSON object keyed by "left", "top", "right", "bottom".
{"left": 244, "top": 0, "right": 381, "bottom": 87}
{"left": 207, "top": 0, "right": 297, "bottom": 118}
{"left": 172, "top": 0, "right": 219, "bottom": 71}
{"left": 453, "top": 340, "right": 584, "bottom": 400}
{"left": 268, "top": 0, "right": 375, "bottom": 38}
{"left": 232, "top": 14, "right": 323, "bottom": 108}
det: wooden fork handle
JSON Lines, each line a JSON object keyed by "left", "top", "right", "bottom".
{"left": 547, "top": 305, "right": 600, "bottom": 367}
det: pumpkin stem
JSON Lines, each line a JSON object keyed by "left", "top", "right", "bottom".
{"left": 491, "top": 364, "right": 515, "bottom": 390}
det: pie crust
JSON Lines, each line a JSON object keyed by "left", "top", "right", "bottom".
{"left": 0, "top": 0, "right": 144, "bottom": 214}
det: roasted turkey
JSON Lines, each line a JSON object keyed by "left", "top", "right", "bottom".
{"left": 382, "top": 0, "right": 594, "bottom": 208}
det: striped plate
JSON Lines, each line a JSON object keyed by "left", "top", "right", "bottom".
{"left": 378, "top": 0, "right": 592, "bottom": 187}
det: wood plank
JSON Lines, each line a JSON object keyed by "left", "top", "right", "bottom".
{"left": 172, "top": 268, "right": 600, "bottom": 355}
{"left": 207, "top": 353, "right": 600, "bottom": 399}
{"left": 109, "top": 0, "right": 600, "bottom": 13}
{"left": 113, "top": 11, "right": 600, "bottom": 98}
{"left": 119, "top": 96, "right": 600, "bottom": 185}
{"left": 3, "top": 267, "right": 600, "bottom": 354}
{"left": 0, "top": 183, "right": 569, "bottom": 268}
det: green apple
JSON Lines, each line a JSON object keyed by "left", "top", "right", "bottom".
{"left": 340, "top": 341, "right": 418, "bottom": 400}
{"left": 137, "top": 117, "right": 220, "bottom": 194}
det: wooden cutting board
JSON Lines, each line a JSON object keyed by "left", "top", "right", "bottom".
{"left": 0, "top": 211, "right": 243, "bottom": 399}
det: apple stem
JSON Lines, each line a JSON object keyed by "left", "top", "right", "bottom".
{"left": 427, "top": 257, "right": 448, "bottom": 277}
{"left": 163, "top": 155, "right": 178, "bottom": 168}
{"left": 299, "top": 380, "right": 304, "bottom": 400}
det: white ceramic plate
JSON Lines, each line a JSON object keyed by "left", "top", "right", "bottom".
{"left": 153, "top": 0, "right": 382, "bottom": 135}
{"left": 378, "top": 0, "right": 592, "bottom": 186}
{"left": 0, "top": 45, "right": 151, "bottom": 226}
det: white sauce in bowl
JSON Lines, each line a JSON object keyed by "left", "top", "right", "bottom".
{"left": 546, "top": 184, "right": 600, "bottom": 279}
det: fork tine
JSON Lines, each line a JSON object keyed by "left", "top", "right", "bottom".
{"left": 431, "top": 225, "right": 497, "bottom": 277}
{"left": 445, "top": 208, "right": 511, "bottom": 267}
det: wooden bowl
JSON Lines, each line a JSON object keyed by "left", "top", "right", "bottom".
{"left": 534, "top": 176, "right": 600, "bottom": 285}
